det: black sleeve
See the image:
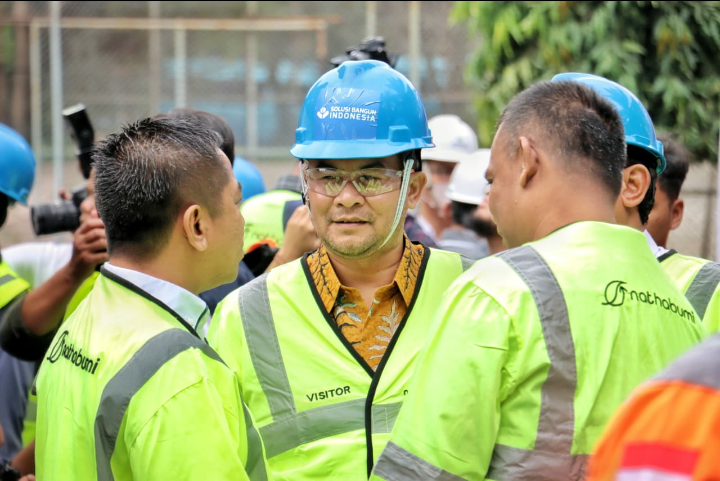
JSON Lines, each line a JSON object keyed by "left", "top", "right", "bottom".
{"left": 0, "top": 292, "right": 58, "bottom": 361}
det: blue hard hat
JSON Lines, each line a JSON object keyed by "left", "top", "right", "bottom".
{"left": 551, "top": 72, "right": 666, "bottom": 174}
{"left": 233, "top": 156, "right": 266, "bottom": 201}
{"left": 290, "top": 60, "right": 434, "bottom": 160}
{"left": 0, "top": 123, "right": 35, "bottom": 205}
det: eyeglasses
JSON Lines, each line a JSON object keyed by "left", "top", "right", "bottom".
{"left": 302, "top": 167, "right": 406, "bottom": 197}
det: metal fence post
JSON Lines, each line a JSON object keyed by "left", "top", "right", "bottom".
{"left": 49, "top": 1, "right": 64, "bottom": 196}
{"left": 246, "top": 1, "right": 259, "bottom": 161}
{"left": 366, "top": 1, "right": 377, "bottom": 38}
{"left": 148, "top": 1, "right": 161, "bottom": 115}
{"left": 408, "top": 1, "right": 421, "bottom": 89}
{"left": 29, "top": 21, "right": 42, "bottom": 167}
{"left": 174, "top": 26, "right": 187, "bottom": 108}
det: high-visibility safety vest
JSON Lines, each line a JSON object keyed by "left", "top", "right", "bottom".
{"left": 659, "top": 250, "right": 720, "bottom": 331}
{"left": 371, "top": 222, "right": 706, "bottom": 480}
{"left": 18, "top": 271, "right": 98, "bottom": 448}
{"left": 588, "top": 332, "right": 720, "bottom": 479}
{"left": 0, "top": 260, "right": 30, "bottom": 309}
{"left": 241, "top": 190, "right": 302, "bottom": 251}
{"left": 208, "top": 247, "right": 472, "bottom": 480}
{"left": 35, "top": 269, "right": 268, "bottom": 481}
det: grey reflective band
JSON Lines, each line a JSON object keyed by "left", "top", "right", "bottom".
{"left": 685, "top": 262, "right": 720, "bottom": 319}
{"left": 654, "top": 333, "right": 720, "bottom": 390}
{"left": 460, "top": 255, "right": 474, "bottom": 272}
{"left": 260, "top": 399, "right": 403, "bottom": 458}
{"left": 488, "top": 246, "right": 584, "bottom": 478}
{"left": 0, "top": 274, "right": 15, "bottom": 286}
{"left": 242, "top": 403, "right": 269, "bottom": 481}
{"left": 239, "top": 275, "right": 297, "bottom": 419}
{"left": 94, "top": 328, "right": 267, "bottom": 481}
{"left": 373, "top": 441, "right": 464, "bottom": 480}
{"left": 487, "top": 444, "right": 588, "bottom": 480}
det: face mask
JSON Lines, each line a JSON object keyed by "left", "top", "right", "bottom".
{"left": 431, "top": 182, "right": 449, "bottom": 209}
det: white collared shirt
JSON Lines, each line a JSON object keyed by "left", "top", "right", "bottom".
{"left": 103, "top": 263, "right": 210, "bottom": 335}
{"left": 644, "top": 230, "right": 669, "bottom": 259}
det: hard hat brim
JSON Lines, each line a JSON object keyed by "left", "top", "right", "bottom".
{"left": 290, "top": 138, "right": 434, "bottom": 160}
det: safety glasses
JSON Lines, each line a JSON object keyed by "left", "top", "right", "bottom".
{"left": 302, "top": 167, "right": 405, "bottom": 197}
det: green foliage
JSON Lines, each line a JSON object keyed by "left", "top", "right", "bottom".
{"left": 452, "top": 1, "right": 720, "bottom": 162}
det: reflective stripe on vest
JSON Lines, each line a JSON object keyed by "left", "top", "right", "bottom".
{"left": 239, "top": 273, "right": 296, "bottom": 420}
{"left": 378, "top": 246, "right": 588, "bottom": 480}
{"left": 0, "top": 274, "right": 15, "bottom": 286}
{"left": 487, "top": 246, "right": 586, "bottom": 479}
{"left": 372, "top": 441, "right": 463, "bottom": 481}
{"left": 685, "top": 262, "right": 720, "bottom": 320}
{"left": 94, "top": 328, "right": 268, "bottom": 481}
{"left": 239, "top": 275, "right": 406, "bottom": 458}
{"left": 460, "top": 255, "right": 474, "bottom": 273}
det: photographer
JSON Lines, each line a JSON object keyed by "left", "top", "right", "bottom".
{"left": 0, "top": 160, "right": 107, "bottom": 361}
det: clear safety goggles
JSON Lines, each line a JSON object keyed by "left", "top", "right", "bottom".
{"left": 301, "top": 167, "right": 406, "bottom": 197}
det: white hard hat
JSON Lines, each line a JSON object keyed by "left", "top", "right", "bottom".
{"left": 424, "top": 114, "right": 478, "bottom": 163}
{"left": 446, "top": 149, "right": 490, "bottom": 205}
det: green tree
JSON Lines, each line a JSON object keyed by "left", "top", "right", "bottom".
{"left": 453, "top": 1, "right": 720, "bottom": 162}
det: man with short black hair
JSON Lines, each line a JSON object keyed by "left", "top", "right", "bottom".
{"left": 35, "top": 117, "right": 267, "bottom": 480}
{"left": 647, "top": 135, "right": 690, "bottom": 247}
{"left": 646, "top": 135, "right": 720, "bottom": 330}
{"left": 372, "top": 79, "right": 704, "bottom": 480}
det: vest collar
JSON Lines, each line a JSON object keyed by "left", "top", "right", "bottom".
{"left": 103, "top": 263, "right": 209, "bottom": 335}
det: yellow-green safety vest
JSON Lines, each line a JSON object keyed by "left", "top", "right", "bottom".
{"left": 21, "top": 271, "right": 100, "bottom": 446}
{"left": 241, "top": 190, "right": 302, "bottom": 251}
{"left": 36, "top": 269, "right": 268, "bottom": 480}
{"left": 208, "top": 246, "right": 471, "bottom": 480}
{"left": 659, "top": 250, "right": 720, "bottom": 332}
{"left": 372, "top": 222, "right": 706, "bottom": 480}
{"left": 0, "top": 261, "right": 30, "bottom": 309}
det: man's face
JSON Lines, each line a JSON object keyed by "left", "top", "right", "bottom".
{"left": 207, "top": 160, "right": 246, "bottom": 284}
{"left": 471, "top": 191, "right": 498, "bottom": 237}
{"left": 487, "top": 125, "right": 524, "bottom": 248}
{"left": 424, "top": 159, "right": 456, "bottom": 207}
{"left": 304, "top": 155, "right": 414, "bottom": 259}
{"left": 646, "top": 182, "right": 681, "bottom": 248}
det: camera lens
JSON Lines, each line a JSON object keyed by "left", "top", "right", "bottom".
{"left": 31, "top": 200, "right": 81, "bottom": 236}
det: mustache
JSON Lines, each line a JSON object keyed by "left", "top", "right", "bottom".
{"left": 327, "top": 210, "right": 375, "bottom": 223}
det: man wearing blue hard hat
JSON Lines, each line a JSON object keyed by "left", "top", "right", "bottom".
{"left": 0, "top": 123, "right": 37, "bottom": 478}
{"left": 371, "top": 78, "right": 704, "bottom": 480}
{"left": 556, "top": 73, "right": 720, "bottom": 330}
{"left": 208, "top": 59, "right": 471, "bottom": 479}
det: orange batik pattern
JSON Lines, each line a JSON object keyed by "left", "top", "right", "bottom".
{"left": 307, "top": 236, "right": 424, "bottom": 371}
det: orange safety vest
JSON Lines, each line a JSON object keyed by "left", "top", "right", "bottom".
{"left": 588, "top": 333, "right": 720, "bottom": 480}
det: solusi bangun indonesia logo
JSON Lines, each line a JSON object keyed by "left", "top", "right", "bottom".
{"left": 602, "top": 280, "right": 696, "bottom": 323}
{"left": 46, "top": 330, "right": 101, "bottom": 375}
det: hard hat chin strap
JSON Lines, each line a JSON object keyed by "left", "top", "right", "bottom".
{"left": 377, "top": 157, "right": 414, "bottom": 250}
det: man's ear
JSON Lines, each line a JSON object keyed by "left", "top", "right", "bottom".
{"left": 182, "top": 204, "right": 208, "bottom": 252}
{"left": 518, "top": 136, "right": 539, "bottom": 188}
{"left": 619, "top": 165, "right": 650, "bottom": 209}
{"left": 670, "top": 197, "right": 684, "bottom": 231}
{"left": 406, "top": 171, "right": 428, "bottom": 210}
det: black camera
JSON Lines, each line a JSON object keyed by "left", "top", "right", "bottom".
{"left": 330, "top": 37, "right": 397, "bottom": 68}
{"left": 63, "top": 104, "right": 95, "bottom": 180}
{"left": 30, "top": 104, "right": 95, "bottom": 236}
{"left": 0, "top": 461, "right": 20, "bottom": 481}
{"left": 31, "top": 184, "right": 88, "bottom": 236}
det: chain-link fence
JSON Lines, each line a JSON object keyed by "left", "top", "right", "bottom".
{"left": 0, "top": 1, "right": 716, "bottom": 260}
